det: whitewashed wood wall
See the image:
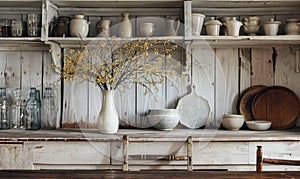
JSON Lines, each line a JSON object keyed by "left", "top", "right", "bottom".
{"left": 0, "top": 45, "right": 299, "bottom": 129}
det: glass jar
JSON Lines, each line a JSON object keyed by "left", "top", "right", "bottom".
{"left": 11, "top": 20, "right": 25, "bottom": 37}
{"left": 56, "top": 16, "right": 71, "bottom": 37}
{"left": 0, "top": 88, "right": 11, "bottom": 129}
{"left": 24, "top": 88, "right": 41, "bottom": 130}
{"left": 2, "top": 19, "right": 12, "bottom": 37}
{"left": 42, "top": 87, "right": 57, "bottom": 129}
{"left": 27, "top": 13, "right": 40, "bottom": 37}
{"left": 11, "top": 89, "right": 25, "bottom": 129}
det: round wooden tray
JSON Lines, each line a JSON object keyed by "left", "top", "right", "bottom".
{"left": 251, "top": 86, "right": 300, "bottom": 130}
{"left": 237, "top": 85, "right": 266, "bottom": 121}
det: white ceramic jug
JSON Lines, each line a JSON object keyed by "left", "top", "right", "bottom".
{"left": 166, "top": 19, "right": 180, "bottom": 36}
{"left": 97, "top": 19, "right": 111, "bottom": 37}
{"left": 224, "top": 17, "right": 242, "bottom": 36}
{"left": 118, "top": 13, "right": 132, "bottom": 38}
{"left": 70, "top": 14, "right": 90, "bottom": 38}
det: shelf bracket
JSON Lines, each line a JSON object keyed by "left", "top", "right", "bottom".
{"left": 45, "top": 41, "right": 61, "bottom": 73}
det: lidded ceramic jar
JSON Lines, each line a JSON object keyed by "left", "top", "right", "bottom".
{"left": 284, "top": 19, "right": 300, "bottom": 35}
{"left": 204, "top": 17, "right": 222, "bottom": 36}
{"left": 70, "top": 14, "right": 90, "bottom": 38}
{"left": 224, "top": 17, "right": 242, "bottom": 36}
{"left": 263, "top": 18, "right": 281, "bottom": 36}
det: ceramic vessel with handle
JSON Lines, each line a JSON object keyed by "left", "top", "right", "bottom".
{"left": 285, "top": 19, "right": 300, "bottom": 35}
{"left": 224, "top": 17, "right": 242, "bottom": 36}
{"left": 166, "top": 18, "right": 180, "bottom": 36}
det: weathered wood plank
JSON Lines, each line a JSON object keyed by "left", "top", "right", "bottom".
{"left": 21, "top": 51, "right": 43, "bottom": 90}
{"left": 191, "top": 47, "right": 215, "bottom": 126}
{"left": 239, "top": 48, "right": 251, "bottom": 93}
{"left": 42, "top": 51, "right": 61, "bottom": 128}
{"left": 216, "top": 48, "right": 239, "bottom": 114}
{"left": 251, "top": 48, "right": 274, "bottom": 86}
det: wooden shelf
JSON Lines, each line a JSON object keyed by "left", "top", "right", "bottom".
{"left": 0, "top": 128, "right": 300, "bottom": 142}
{"left": 192, "top": 0, "right": 300, "bottom": 15}
{"left": 48, "top": 36, "right": 185, "bottom": 48}
{"left": 190, "top": 35, "right": 300, "bottom": 48}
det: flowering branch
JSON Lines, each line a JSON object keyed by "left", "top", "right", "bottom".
{"left": 52, "top": 38, "right": 180, "bottom": 93}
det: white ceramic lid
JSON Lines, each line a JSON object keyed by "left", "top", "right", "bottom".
{"left": 204, "top": 17, "right": 222, "bottom": 26}
{"left": 264, "top": 18, "right": 281, "bottom": 25}
{"left": 74, "top": 14, "right": 85, "bottom": 19}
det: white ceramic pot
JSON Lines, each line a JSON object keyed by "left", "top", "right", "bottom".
{"left": 139, "top": 22, "right": 155, "bottom": 37}
{"left": 224, "top": 17, "right": 243, "bottom": 36}
{"left": 98, "top": 90, "right": 119, "bottom": 134}
{"left": 70, "top": 14, "right": 90, "bottom": 38}
{"left": 192, "top": 13, "right": 205, "bottom": 36}
{"left": 204, "top": 17, "right": 222, "bottom": 36}
{"left": 221, "top": 114, "right": 245, "bottom": 130}
{"left": 118, "top": 13, "right": 132, "bottom": 38}
{"left": 263, "top": 18, "right": 281, "bottom": 36}
{"left": 285, "top": 19, "right": 300, "bottom": 35}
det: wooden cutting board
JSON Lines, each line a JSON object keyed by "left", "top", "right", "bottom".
{"left": 237, "top": 85, "right": 266, "bottom": 121}
{"left": 251, "top": 86, "right": 300, "bottom": 130}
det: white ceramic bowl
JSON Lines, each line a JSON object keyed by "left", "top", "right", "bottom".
{"left": 148, "top": 109, "right": 180, "bottom": 130}
{"left": 246, "top": 120, "right": 272, "bottom": 131}
{"left": 221, "top": 114, "right": 245, "bottom": 130}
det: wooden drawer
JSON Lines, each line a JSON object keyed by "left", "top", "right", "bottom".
{"left": 32, "top": 141, "right": 110, "bottom": 165}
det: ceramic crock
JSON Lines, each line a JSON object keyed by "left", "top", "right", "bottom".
{"left": 70, "top": 14, "right": 90, "bottom": 38}
{"left": 263, "top": 18, "right": 281, "bottom": 36}
{"left": 284, "top": 19, "right": 300, "bottom": 35}
{"left": 204, "top": 17, "right": 222, "bottom": 36}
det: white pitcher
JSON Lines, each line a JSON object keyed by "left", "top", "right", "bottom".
{"left": 166, "top": 19, "right": 180, "bottom": 36}
{"left": 224, "top": 17, "right": 242, "bottom": 36}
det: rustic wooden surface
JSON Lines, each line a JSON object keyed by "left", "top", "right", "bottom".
{"left": 0, "top": 128, "right": 300, "bottom": 142}
{"left": 0, "top": 170, "right": 300, "bottom": 179}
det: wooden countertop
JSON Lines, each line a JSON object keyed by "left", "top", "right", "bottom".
{"left": 0, "top": 128, "right": 300, "bottom": 142}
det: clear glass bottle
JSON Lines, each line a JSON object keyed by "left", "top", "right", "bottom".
{"left": 0, "top": 88, "right": 11, "bottom": 129}
{"left": 27, "top": 13, "right": 40, "bottom": 37}
{"left": 42, "top": 88, "right": 57, "bottom": 129}
{"left": 11, "top": 89, "right": 24, "bottom": 129}
{"left": 24, "top": 88, "right": 41, "bottom": 130}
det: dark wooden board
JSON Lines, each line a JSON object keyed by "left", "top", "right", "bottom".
{"left": 0, "top": 170, "right": 299, "bottom": 179}
{"left": 251, "top": 86, "right": 300, "bottom": 130}
{"left": 237, "top": 85, "right": 267, "bottom": 121}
